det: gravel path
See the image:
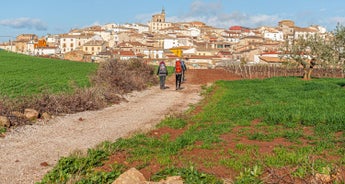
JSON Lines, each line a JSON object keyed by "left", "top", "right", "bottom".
{"left": 0, "top": 78, "right": 203, "bottom": 184}
{"left": 0, "top": 69, "right": 241, "bottom": 184}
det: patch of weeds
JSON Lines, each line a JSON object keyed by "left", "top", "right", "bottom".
{"left": 200, "top": 84, "right": 214, "bottom": 97}
{"left": 0, "top": 127, "right": 6, "bottom": 135}
{"left": 155, "top": 154, "right": 173, "bottom": 166}
{"left": 291, "top": 158, "right": 329, "bottom": 178}
{"left": 220, "top": 153, "right": 252, "bottom": 171}
{"left": 203, "top": 160, "right": 217, "bottom": 169}
{"left": 235, "top": 143, "right": 246, "bottom": 151}
{"left": 157, "top": 116, "right": 187, "bottom": 129}
{"left": 236, "top": 127, "right": 250, "bottom": 136}
{"left": 235, "top": 119, "right": 252, "bottom": 126}
{"left": 283, "top": 121, "right": 298, "bottom": 129}
{"left": 150, "top": 166, "right": 223, "bottom": 184}
{"left": 234, "top": 143, "right": 259, "bottom": 157}
{"left": 248, "top": 131, "right": 276, "bottom": 141}
{"left": 283, "top": 129, "right": 303, "bottom": 143}
{"left": 75, "top": 171, "right": 119, "bottom": 184}
{"left": 313, "top": 140, "right": 336, "bottom": 153}
{"left": 234, "top": 165, "right": 263, "bottom": 184}
{"left": 264, "top": 146, "right": 334, "bottom": 179}
{"left": 38, "top": 149, "right": 109, "bottom": 184}
{"left": 265, "top": 147, "right": 310, "bottom": 167}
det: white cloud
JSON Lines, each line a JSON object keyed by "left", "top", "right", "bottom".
{"left": 329, "top": 17, "right": 345, "bottom": 26}
{"left": 0, "top": 17, "right": 47, "bottom": 31}
{"left": 134, "top": 13, "right": 153, "bottom": 23}
{"left": 189, "top": 1, "right": 222, "bottom": 16}
{"left": 164, "top": 1, "right": 280, "bottom": 29}
{"left": 168, "top": 11, "right": 279, "bottom": 29}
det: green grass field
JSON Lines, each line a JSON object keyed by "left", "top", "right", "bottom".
{"left": 0, "top": 50, "right": 98, "bottom": 98}
{"left": 39, "top": 77, "right": 345, "bottom": 184}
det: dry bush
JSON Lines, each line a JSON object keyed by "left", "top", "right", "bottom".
{"left": 91, "top": 58, "right": 158, "bottom": 94}
{"left": 0, "top": 58, "right": 158, "bottom": 127}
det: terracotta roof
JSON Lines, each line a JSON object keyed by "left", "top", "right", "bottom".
{"left": 229, "top": 26, "right": 250, "bottom": 32}
{"left": 229, "top": 26, "right": 242, "bottom": 30}
{"left": 165, "top": 54, "right": 179, "bottom": 58}
{"left": 218, "top": 51, "right": 232, "bottom": 55}
{"left": 119, "top": 50, "right": 135, "bottom": 56}
{"left": 189, "top": 55, "right": 219, "bottom": 59}
{"left": 261, "top": 51, "right": 279, "bottom": 55}
{"left": 259, "top": 56, "right": 288, "bottom": 63}
{"left": 294, "top": 27, "right": 318, "bottom": 32}
{"left": 84, "top": 40, "right": 105, "bottom": 46}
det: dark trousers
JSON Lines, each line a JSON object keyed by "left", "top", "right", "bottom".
{"left": 175, "top": 74, "right": 182, "bottom": 89}
{"left": 182, "top": 70, "right": 185, "bottom": 81}
{"left": 159, "top": 75, "right": 166, "bottom": 89}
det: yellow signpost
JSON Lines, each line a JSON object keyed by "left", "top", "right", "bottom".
{"left": 169, "top": 48, "right": 182, "bottom": 57}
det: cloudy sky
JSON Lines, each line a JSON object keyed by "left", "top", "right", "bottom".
{"left": 1, "top": 0, "right": 345, "bottom": 42}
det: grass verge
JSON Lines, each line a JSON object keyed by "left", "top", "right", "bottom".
{"left": 38, "top": 77, "right": 345, "bottom": 183}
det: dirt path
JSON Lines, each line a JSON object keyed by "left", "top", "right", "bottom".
{"left": 0, "top": 69, "right": 241, "bottom": 184}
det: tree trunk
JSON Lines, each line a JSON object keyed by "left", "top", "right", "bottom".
{"left": 303, "top": 68, "right": 308, "bottom": 79}
{"left": 307, "top": 68, "right": 313, "bottom": 79}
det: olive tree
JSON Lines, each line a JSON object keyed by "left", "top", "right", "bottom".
{"left": 281, "top": 33, "right": 333, "bottom": 80}
{"left": 332, "top": 23, "right": 345, "bottom": 70}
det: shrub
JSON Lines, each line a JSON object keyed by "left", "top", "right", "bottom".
{"left": 91, "top": 59, "right": 158, "bottom": 94}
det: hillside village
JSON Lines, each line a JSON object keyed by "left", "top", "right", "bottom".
{"left": 0, "top": 8, "right": 329, "bottom": 68}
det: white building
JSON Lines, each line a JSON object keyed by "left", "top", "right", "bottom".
{"left": 122, "top": 23, "right": 150, "bottom": 33}
{"left": 0, "top": 41, "right": 16, "bottom": 52}
{"left": 163, "top": 38, "right": 180, "bottom": 49}
{"left": 263, "top": 29, "right": 284, "bottom": 41}
{"left": 189, "top": 27, "right": 201, "bottom": 37}
{"left": 103, "top": 23, "right": 119, "bottom": 30}
{"left": 294, "top": 27, "right": 317, "bottom": 40}
{"left": 59, "top": 33, "right": 93, "bottom": 54}
{"left": 143, "top": 48, "right": 164, "bottom": 59}
{"left": 27, "top": 40, "right": 35, "bottom": 55}
{"left": 34, "top": 47, "right": 59, "bottom": 56}
{"left": 45, "top": 34, "right": 60, "bottom": 47}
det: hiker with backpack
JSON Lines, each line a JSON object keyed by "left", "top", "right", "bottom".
{"left": 157, "top": 61, "right": 168, "bottom": 89}
{"left": 174, "top": 58, "right": 183, "bottom": 90}
{"left": 181, "top": 59, "right": 187, "bottom": 82}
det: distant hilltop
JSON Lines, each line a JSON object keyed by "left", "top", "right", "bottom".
{"left": 0, "top": 9, "right": 328, "bottom": 69}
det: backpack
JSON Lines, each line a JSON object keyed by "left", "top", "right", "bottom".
{"left": 175, "top": 61, "right": 182, "bottom": 73}
{"left": 181, "top": 60, "right": 187, "bottom": 71}
{"left": 159, "top": 62, "right": 167, "bottom": 74}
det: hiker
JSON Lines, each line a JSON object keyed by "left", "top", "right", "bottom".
{"left": 174, "top": 58, "right": 183, "bottom": 90}
{"left": 157, "top": 61, "right": 168, "bottom": 89}
{"left": 181, "top": 58, "right": 187, "bottom": 82}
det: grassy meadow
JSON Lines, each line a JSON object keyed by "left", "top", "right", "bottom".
{"left": 39, "top": 77, "right": 345, "bottom": 184}
{"left": 0, "top": 50, "right": 98, "bottom": 98}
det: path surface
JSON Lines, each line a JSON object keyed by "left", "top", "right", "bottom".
{"left": 0, "top": 69, "right": 241, "bottom": 184}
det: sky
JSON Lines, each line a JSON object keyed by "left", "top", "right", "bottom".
{"left": 1, "top": 0, "right": 345, "bottom": 42}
